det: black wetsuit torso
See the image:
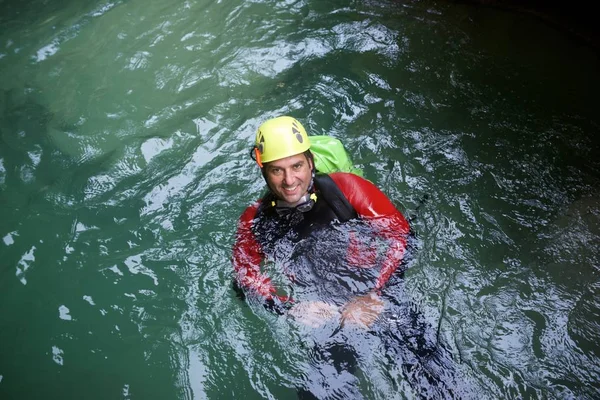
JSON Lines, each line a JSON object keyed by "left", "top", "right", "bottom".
{"left": 250, "top": 175, "right": 380, "bottom": 305}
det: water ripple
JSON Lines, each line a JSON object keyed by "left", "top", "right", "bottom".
{"left": 1, "top": 0, "right": 599, "bottom": 398}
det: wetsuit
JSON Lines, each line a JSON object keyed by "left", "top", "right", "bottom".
{"left": 232, "top": 173, "right": 463, "bottom": 399}
{"left": 232, "top": 172, "right": 410, "bottom": 310}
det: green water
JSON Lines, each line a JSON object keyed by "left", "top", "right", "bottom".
{"left": 1, "top": 0, "right": 599, "bottom": 398}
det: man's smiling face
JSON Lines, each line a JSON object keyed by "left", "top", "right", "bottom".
{"left": 264, "top": 153, "right": 313, "bottom": 204}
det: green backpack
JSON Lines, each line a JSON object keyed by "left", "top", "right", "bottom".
{"left": 309, "top": 136, "right": 363, "bottom": 177}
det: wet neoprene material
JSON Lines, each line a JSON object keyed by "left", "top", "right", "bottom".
{"left": 232, "top": 172, "right": 410, "bottom": 308}
{"left": 314, "top": 174, "right": 358, "bottom": 222}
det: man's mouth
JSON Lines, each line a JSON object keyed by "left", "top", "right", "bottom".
{"left": 282, "top": 185, "right": 299, "bottom": 194}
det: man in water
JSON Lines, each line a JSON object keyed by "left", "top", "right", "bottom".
{"left": 233, "top": 115, "right": 410, "bottom": 327}
{"left": 232, "top": 116, "right": 459, "bottom": 398}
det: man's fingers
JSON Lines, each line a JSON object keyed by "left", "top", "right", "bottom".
{"left": 341, "top": 300, "right": 384, "bottom": 328}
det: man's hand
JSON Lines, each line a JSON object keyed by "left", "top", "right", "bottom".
{"left": 341, "top": 292, "right": 384, "bottom": 328}
{"left": 288, "top": 301, "right": 340, "bottom": 328}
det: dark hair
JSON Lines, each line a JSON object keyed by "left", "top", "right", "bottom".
{"left": 303, "top": 149, "right": 314, "bottom": 169}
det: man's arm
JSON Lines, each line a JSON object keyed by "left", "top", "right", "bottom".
{"left": 327, "top": 172, "right": 409, "bottom": 327}
{"left": 329, "top": 172, "right": 410, "bottom": 291}
{"left": 232, "top": 203, "right": 280, "bottom": 299}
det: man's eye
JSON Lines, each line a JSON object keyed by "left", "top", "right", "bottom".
{"left": 293, "top": 164, "right": 302, "bottom": 170}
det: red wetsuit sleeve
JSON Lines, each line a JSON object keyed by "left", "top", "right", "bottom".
{"left": 329, "top": 172, "right": 410, "bottom": 291}
{"left": 232, "top": 203, "right": 279, "bottom": 300}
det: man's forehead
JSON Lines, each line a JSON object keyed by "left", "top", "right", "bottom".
{"left": 267, "top": 154, "right": 306, "bottom": 169}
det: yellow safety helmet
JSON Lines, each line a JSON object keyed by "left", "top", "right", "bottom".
{"left": 253, "top": 116, "right": 310, "bottom": 167}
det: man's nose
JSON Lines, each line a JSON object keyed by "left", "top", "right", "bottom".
{"left": 283, "top": 170, "right": 295, "bottom": 186}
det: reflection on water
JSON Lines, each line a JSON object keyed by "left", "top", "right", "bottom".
{"left": 1, "top": 0, "right": 599, "bottom": 398}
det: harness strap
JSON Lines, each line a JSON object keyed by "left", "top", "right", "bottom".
{"left": 314, "top": 174, "right": 358, "bottom": 222}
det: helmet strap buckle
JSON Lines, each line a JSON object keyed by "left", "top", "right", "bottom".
{"left": 254, "top": 147, "right": 263, "bottom": 168}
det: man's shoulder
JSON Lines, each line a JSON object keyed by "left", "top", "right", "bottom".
{"left": 326, "top": 172, "right": 372, "bottom": 193}
{"left": 323, "top": 172, "right": 391, "bottom": 213}
{"left": 328, "top": 171, "right": 364, "bottom": 183}
{"left": 239, "top": 201, "right": 261, "bottom": 222}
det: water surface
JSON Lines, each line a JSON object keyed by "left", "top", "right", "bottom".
{"left": 1, "top": 0, "right": 599, "bottom": 398}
